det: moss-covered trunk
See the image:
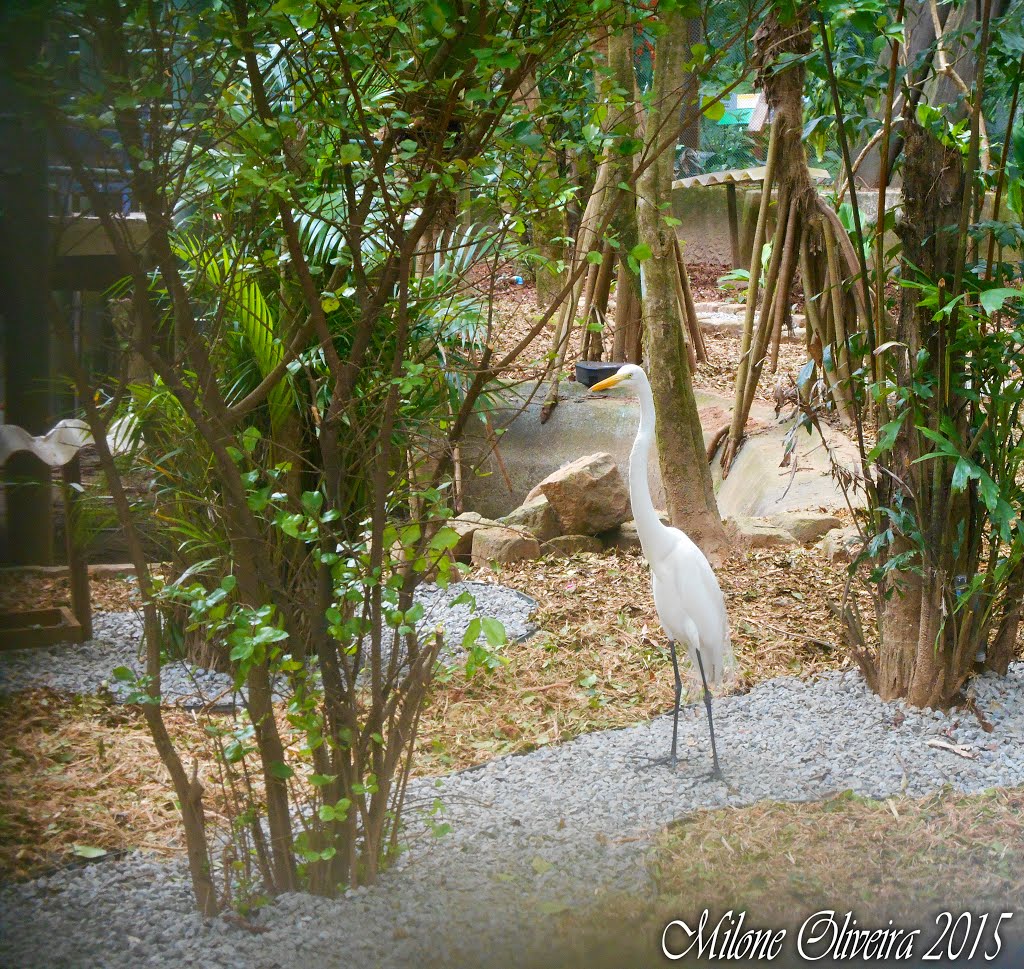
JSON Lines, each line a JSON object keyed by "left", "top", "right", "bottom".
{"left": 636, "top": 7, "right": 727, "bottom": 563}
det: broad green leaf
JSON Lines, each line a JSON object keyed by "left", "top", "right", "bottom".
{"left": 337, "top": 143, "right": 361, "bottom": 164}
{"left": 480, "top": 616, "right": 506, "bottom": 647}
{"left": 979, "top": 288, "right": 1021, "bottom": 315}
{"left": 461, "top": 616, "right": 481, "bottom": 651}
{"left": 869, "top": 418, "right": 903, "bottom": 459}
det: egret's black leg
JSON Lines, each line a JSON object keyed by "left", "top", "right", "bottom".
{"left": 634, "top": 640, "right": 685, "bottom": 771}
{"left": 668, "top": 640, "right": 682, "bottom": 767}
{"left": 695, "top": 648, "right": 723, "bottom": 780}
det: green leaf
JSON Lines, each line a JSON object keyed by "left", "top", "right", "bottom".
{"left": 629, "top": 243, "right": 652, "bottom": 263}
{"left": 869, "top": 418, "right": 903, "bottom": 459}
{"left": 269, "top": 761, "right": 294, "bottom": 780}
{"left": 428, "top": 526, "right": 459, "bottom": 552}
{"left": 700, "top": 97, "right": 725, "bottom": 122}
{"left": 337, "top": 143, "right": 361, "bottom": 164}
{"left": 586, "top": 250, "right": 604, "bottom": 265}
{"left": 979, "top": 288, "right": 1021, "bottom": 315}
{"left": 951, "top": 457, "right": 975, "bottom": 492}
{"left": 480, "top": 616, "right": 506, "bottom": 648}
{"left": 72, "top": 845, "right": 108, "bottom": 859}
{"left": 302, "top": 491, "right": 324, "bottom": 517}
{"left": 111, "top": 665, "right": 135, "bottom": 682}
{"left": 461, "top": 617, "right": 481, "bottom": 651}
{"left": 531, "top": 856, "right": 553, "bottom": 875}
{"left": 241, "top": 426, "right": 261, "bottom": 453}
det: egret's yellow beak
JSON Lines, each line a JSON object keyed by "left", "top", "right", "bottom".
{"left": 590, "top": 372, "right": 629, "bottom": 393}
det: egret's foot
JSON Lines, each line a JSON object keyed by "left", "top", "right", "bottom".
{"left": 635, "top": 753, "right": 680, "bottom": 772}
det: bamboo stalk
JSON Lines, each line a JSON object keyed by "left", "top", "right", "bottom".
{"left": 731, "top": 121, "right": 780, "bottom": 404}
{"left": 740, "top": 181, "right": 792, "bottom": 413}
{"left": 673, "top": 237, "right": 707, "bottom": 362}
{"left": 541, "top": 156, "right": 610, "bottom": 419}
{"left": 670, "top": 244, "right": 698, "bottom": 370}
{"left": 824, "top": 225, "right": 854, "bottom": 399}
{"left": 801, "top": 234, "right": 854, "bottom": 424}
{"left": 769, "top": 206, "right": 801, "bottom": 373}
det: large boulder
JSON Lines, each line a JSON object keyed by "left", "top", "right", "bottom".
{"left": 497, "top": 494, "right": 561, "bottom": 542}
{"left": 471, "top": 525, "right": 541, "bottom": 566}
{"left": 527, "top": 452, "right": 630, "bottom": 536}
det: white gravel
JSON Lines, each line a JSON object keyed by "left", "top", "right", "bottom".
{"left": 2, "top": 660, "right": 1024, "bottom": 968}
{"left": 0, "top": 581, "right": 537, "bottom": 709}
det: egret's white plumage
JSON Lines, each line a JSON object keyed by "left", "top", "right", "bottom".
{"left": 590, "top": 363, "right": 732, "bottom": 774}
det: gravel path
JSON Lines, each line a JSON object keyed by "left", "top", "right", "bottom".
{"left": 2, "top": 664, "right": 1024, "bottom": 969}
{"left": 0, "top": 581, "right": 536, "bottom": 709}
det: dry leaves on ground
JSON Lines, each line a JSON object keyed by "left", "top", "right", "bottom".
{"left": 0, "top": 691, "right": 198, "bottom": 878}
{"left": 0, "top": 544, "right": 861, "bottom": 878}
{"left": 0, "top": 572, "right": 140, "bottom": 614}
{"left": 540, "top": 788, "right": 1024, "bottom": 967}
{"left": 414, "top": 544, "right": 854, "bottom": 775}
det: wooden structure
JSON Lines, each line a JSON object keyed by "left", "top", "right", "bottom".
{"left": 0, "top": 444, "right": 93, "bottom": 650}
{"left": 672, "top": 165, "right": 830, "bottom": 269}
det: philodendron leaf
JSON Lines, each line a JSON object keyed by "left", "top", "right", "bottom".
{"left": 979, "top": 288, "right": 1021, "bottom": 316}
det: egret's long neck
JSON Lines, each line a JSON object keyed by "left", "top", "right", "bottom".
{"left": 629, "top": 376, "right": 675, "bottom": 564}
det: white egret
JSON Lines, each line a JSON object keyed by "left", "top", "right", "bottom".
{"left": 590, "top": 364, "right": 732, "bottom": 777}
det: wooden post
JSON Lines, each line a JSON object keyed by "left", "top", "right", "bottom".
{"left": 1, "top": 4, "right": 53, "bottom": 565}
{"left": 726, "top": 182, "right": 741, "bottom": 269}
{"left": 62, "top": 456, "right": 92, "bottom": 640}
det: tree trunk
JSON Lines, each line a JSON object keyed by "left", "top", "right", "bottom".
{"left": 608, "top": 14, "right": 642, "bottom": 362}
{"left": 636, "top": 5, "right": 728, "bottom": 564}
{"left": 518, "top": 70, "right": 568, "bottom": 310}
{"left": 875, "top": 115, "right": 974, "bottom": 705}
{"left": 857, "top": 0, "right": 1006, "bottom": 186}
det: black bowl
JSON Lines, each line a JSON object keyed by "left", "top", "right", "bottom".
{"left": 576, "top": 361, "right": 625, "bottom": 388}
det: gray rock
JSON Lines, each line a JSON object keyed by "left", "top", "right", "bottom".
{"left": 497, "top": 494, "right": 561, "bottom": 542}
{"left": 770, "top": 511, "right": 843, "bottom": 544}
{"left": 449, "top": 512, "right": 496, "bottom": 561}
{"left": 818, "top": 524, "right": 864, "bottom": 562}
{"left": 600, "top": 514, "right": 670, "bottom": 552}
{"left": 726, "top": 516, "right": 797, "bottom": 548}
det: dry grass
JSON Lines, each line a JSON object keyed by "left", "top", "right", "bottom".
{"left": 536, "top": 788, "right": 1024, "bottom": 968}
{"left": 0, "top": 691, "right": 206, "bottom": 878}
{"left": 0, "top": 544, "right": 860, "bottom": 878}
{"left": 647, "top": 788, "right": 1024, "bottom": 925}
{"left": 0, "top": 571, "right": 140, "bottom": 614}
{"left": 697, "top": 329, "right": 810, "bottom": 403}
{"left": 414, "top": 545, "right": 855, "bottom": 774}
